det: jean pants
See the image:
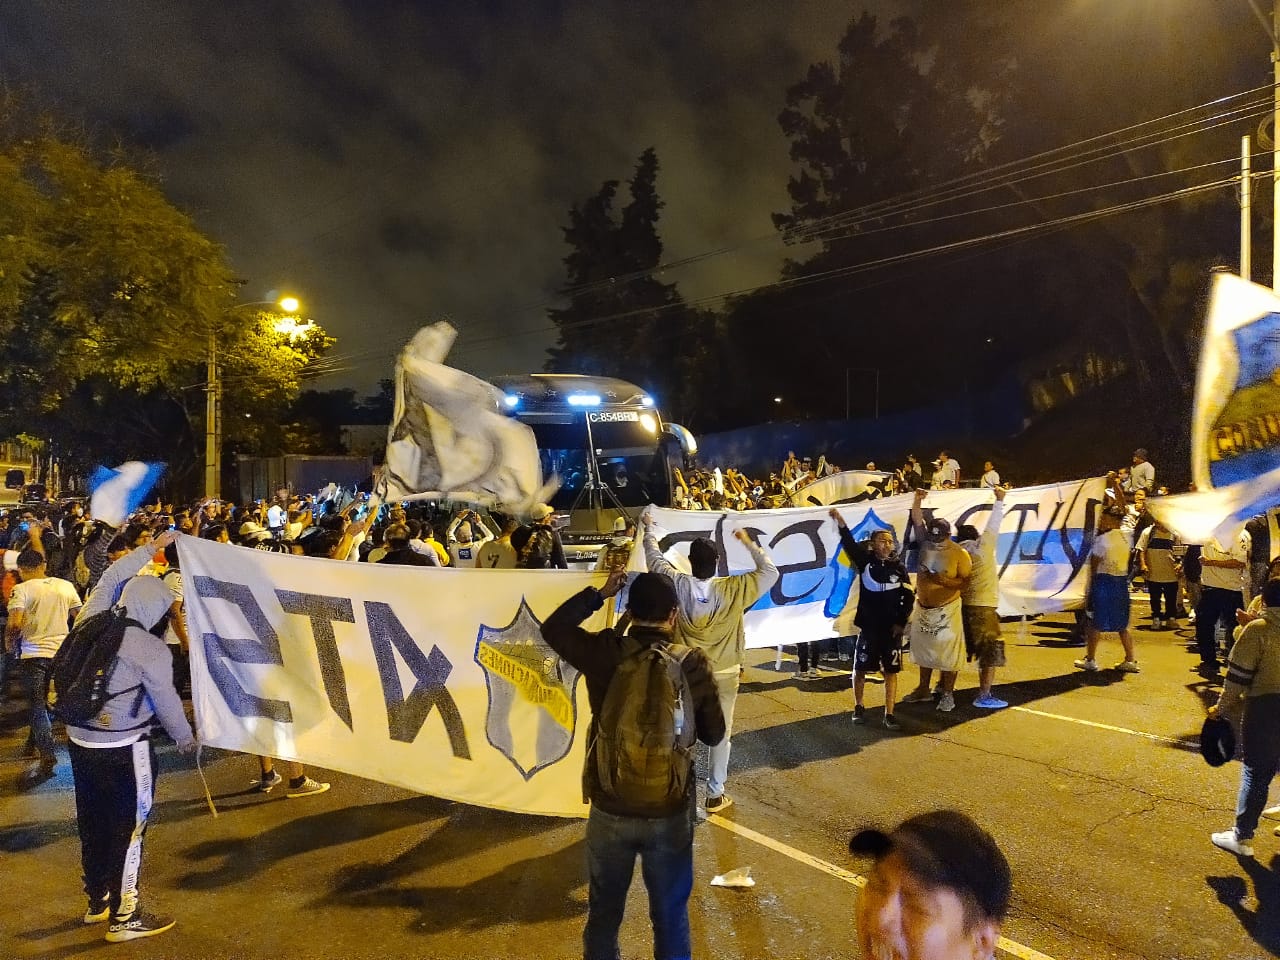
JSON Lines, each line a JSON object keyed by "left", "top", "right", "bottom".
{"left": 708, "top": 669, "right": 739, "bottom": 799}
{"left": 22, "top": 656, "right": 55, "bottom": 758}
{"left": 1235, "top": 694, "right": 1280, "bottom": 841}
{"left": 583, "top": 805, "right": 694, "bottom": 960}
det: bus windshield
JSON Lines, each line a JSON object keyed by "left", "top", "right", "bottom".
{"left": 524, "top": 417, "right": 670, "bottom": 510}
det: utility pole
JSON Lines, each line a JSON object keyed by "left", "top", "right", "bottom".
{"left": 1243, "top": 134, "right": 1253, "bottom": 280}
{"left": 204, "top": 332, "right": 221, "bottom": 498}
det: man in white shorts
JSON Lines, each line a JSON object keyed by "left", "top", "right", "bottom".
{"left": 901, "top": 489, "right": 971, "bottom": 712}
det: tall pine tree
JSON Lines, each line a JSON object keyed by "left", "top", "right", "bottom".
{"left": 546, "top": 148, "right": 690, "bottom": 409}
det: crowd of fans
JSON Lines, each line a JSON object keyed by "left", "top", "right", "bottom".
{"left": 669, "top": 449, "right": 1010, "bottom": 510}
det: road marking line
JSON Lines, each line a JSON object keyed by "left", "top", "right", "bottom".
{"left": 1009, "top": 706, "right": 1197, "bottom": 747}
{"left": 707, "top": 815, "right": 1058, "bottom": 960}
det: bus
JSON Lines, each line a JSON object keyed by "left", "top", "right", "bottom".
{"left": 491, "top": 374, "right": 696, "bottom": 562}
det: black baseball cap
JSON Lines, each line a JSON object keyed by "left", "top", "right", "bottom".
{"left": 1200, "top": 715, "right": 1235, "bottom": 767}
{"left": 849, "top": 810, "right": 1012, "bottom": 922}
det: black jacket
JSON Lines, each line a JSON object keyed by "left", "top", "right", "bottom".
{"left": 837, "top": 527, "right": 914, "bottom": 633}
{"left": 541, "top": 586, "right": 725, "bottom": 817}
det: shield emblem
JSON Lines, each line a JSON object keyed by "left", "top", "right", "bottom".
{"left": 475, "top": 598, "right": 581, "bottom": 780}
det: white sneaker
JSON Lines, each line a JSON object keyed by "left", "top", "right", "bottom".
{"left": 1262, "top": 804, "right": 1280, "bottom": 821}
{"left": 1211, "top": 830, "right": 1254, "bottom": 857}
{"left": 1114, "top": 660, "right": 1141, "bottom": 674}
{"left": 1073, "top": 658, "right": 1100, "bottom": 672}
{"left": 936, "top": 692, "right": 955, "bottom": 712}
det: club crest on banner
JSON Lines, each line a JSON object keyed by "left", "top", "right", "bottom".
{"left": 475, "top": 599, "right": 581, "bottom": 780}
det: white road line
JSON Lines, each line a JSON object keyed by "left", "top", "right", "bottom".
{"left": 707, "top": 815, "right": 1059, "bottom": 960}
{"left": 1009, "top": 705, "right": 1198, "bottom": 747}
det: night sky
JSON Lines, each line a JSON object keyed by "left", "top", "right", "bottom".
{"left": 1, "top": 1, "right": 1269, "bottom": 395}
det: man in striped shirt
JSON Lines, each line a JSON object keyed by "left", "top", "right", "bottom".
{"left": 1209, "top": 577, "right": 1280, "bottom": 857}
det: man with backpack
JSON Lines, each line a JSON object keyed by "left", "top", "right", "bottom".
{"left": 541, "top": 570, "right": 724, "bottom": 960}
{"left": 57, "top": 529, "right": 195, "bottom": 941}
{"left": 642, "top": 511, "right": 778, "bottom": 814}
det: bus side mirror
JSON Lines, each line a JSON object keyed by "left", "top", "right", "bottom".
{"left": 663, "top": 423, "right": 698, "bottom": 458}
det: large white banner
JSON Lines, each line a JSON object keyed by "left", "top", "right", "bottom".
{"left": 643, "top": 477, "right": 1106, "bottom": 647}
{"left": 785, "top": 469, "right": 894, "bottom": 506}
{"left": 179, "top": 535, "right": 599, "bottom": 818}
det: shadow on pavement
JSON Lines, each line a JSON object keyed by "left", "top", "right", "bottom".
{"left": 1207, "top": 851, "right": 1280, "bottom": 957}
{"left": 175, "top": 794, "right": 455, "bottom": 889}
{"left": 314, "top": 807, "right": 588, "bottom": 934}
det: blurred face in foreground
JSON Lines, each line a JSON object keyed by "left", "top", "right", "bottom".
{"left": 857, "top": 852, "right": 997, "bottom": 960}
{"left": 871, "top": 531, "right": 895, "bottom": 560}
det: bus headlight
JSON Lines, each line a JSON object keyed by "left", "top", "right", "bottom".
{"left": 639, "top": 413, "right": 657, "bottom": 434}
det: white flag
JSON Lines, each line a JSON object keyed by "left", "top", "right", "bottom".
{"left": 1150, "top": 274, "right": 1280, "bottom": 541}
{"left": 379, "top": 323, "right": 556, "bottom": 511}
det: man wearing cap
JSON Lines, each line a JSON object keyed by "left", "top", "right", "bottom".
{"left": 1127, "top": 449, "right": 1155, "bottom": 494}
{"left": 237, "top": 521, "right": 288, "bottom": 554}
{"left": 849, "top": 809, "right": 1011, "bottom": 960}
{"left": 540, "top": 570, "right": 724, "bottom": 960}
{"left": 642, "top": 510, "right": 778, "bottom": 814}
{"left": 901, "top": 489, "right": 972, "bottom": 712}
{"left": 446, "top": 510, "right": 494, "bottom": 567}
{"left": 931, "top": 451, "right": 960, "bottom": 490}
{"left": 1208, "top": 577, "right": 1280, "bottom": 857}
{"left": 528, "top": 504, "right": 568, "bottom": 569}
{"left": 594, "top": 516, "right": 635, "bottom": 573}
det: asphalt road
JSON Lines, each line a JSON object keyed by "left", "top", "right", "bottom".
{"left": 2, "top": 608, "right": 1278, "bottom": 960}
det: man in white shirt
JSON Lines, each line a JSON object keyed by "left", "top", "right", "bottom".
{"left": 1195, "top": 529, "right": 1248, "bottom": 678}
{"left": 266, "top": 500, "right": 287, "bottom": 537}
{"left": 5, "top": 547, "right": 82, "bottom": 776}
{"left": 1075, "top": 506, "right": 1139, "bottom": 673}
{"left": 447, "top": 512, "right": 494, "bottom": 567}
{"left": 980, "top": 461, "right": 1001, "bottom": 489}
{"left": 932, "top": 451, "right": 961, "bottom": 489}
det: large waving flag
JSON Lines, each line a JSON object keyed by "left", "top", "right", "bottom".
{"left": 1150, "top": 274, "right": 1280, "bottom": 542}
{"left": 379, "top": 322, "right": 556, "bottom": 511}
{"left": 89, "top": 461, "right": 165, "bottom": 528}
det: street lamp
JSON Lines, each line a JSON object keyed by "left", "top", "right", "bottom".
{"left": 205, "top": 296, "right": 300, "bottom": 498}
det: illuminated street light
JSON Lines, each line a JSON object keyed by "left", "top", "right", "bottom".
{"left": 774, "top": 396, "right": 783, "bottom": 403}
{"left": 206, "top": 293, "right": 307, "bottom": 497}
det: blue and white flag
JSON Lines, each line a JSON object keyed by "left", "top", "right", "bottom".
{"left": 1150, "top": 273, "right": 1280, "bottom": 542}
{"left": 89, "top": 461, "right": 165, "bottom": 528}
{"left": 379, "top": 323, "right": 557, "bottom": 512}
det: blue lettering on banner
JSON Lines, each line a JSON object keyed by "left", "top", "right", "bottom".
{"left": 276, "top": 590, "right": 356, "bottom": 731}
{"left": 192, "top": 576, "right": 293, "bottom": 722}
{"left": 365, "top": 601, "right": 471, "bottom": 756}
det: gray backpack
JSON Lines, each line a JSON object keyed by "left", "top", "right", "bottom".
{"left": 592, "top": 639, "right": 697, "bottom": 814}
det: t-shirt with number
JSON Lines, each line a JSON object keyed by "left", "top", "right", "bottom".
{"left": 8, "top": 575, "right": 82, "bottom": 658}
{"left": 473, "top": 540, "right": 517, "bottom": 569}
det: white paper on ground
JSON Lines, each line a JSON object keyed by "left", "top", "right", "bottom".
{"left": 710, "top": 866, "right": 755, "bottom": 888}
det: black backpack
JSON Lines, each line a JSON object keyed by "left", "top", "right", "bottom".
{"left": 48, "top": 610, "right": 143, "bottom": 725}
{"left": 592, "top": 639, "right": 697, "bottom": 815}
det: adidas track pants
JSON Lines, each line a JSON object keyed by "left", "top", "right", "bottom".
{"left": 69, "top": 738, "right": 157, "bottom": 920}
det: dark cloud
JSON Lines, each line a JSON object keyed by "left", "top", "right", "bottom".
{"left": 0, "top": 0, "right": 1267, "bottom": 393}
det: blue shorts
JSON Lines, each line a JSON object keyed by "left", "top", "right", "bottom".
{"left": 1091, "top": 573, "right": 1130, "bottom": 632}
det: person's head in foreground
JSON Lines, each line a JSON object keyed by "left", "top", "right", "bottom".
{"left": 849, "top": 810, "right": 1011, "bottom": 960}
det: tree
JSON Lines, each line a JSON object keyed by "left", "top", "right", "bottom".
{"left": 546, "top": 148, "right": 693, "bottom": 410}
{"left": 0, "top": 94, "right": 336, "bottom": 494}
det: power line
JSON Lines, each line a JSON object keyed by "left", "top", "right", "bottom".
{"left": 446, "top": 174, "right": 1237, "bottom": 358}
